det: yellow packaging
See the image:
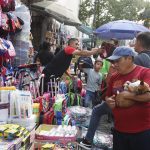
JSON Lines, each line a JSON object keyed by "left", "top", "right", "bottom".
{"left": 0, "top": 86, "right": 16, "bottom": 90}
{"left": 42, "top": 143, "right": 55, "bottom": 150}
{"left": 0, "top": 126, "right": 8, "bottom": 132}
{"left": 5, "top": 124, "right": 20, "bottom": 130}
{"left": 0, "top": 126, "right": 8, "bottom": 137}
{"left": 16, "top": 128, "right": 25, "bottom": 137}
{"left": 4, "top": 129, "right": 19, "bottom": 137}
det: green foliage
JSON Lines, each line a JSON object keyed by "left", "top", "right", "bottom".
{"left": 79, "top": 0, "right": 94, "bottom": 25}
{"left": 79, "top": 0, "right": 147, "bottom": 28}
{"left": 139, "top": 2, "right": 150, "bottom": 27}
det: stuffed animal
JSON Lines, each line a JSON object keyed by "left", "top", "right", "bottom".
{"left": 115, "top": 80, "right": 150, "bottom": 108}
{"left": 124, "top": 80, "right": 150, "bottom": 95}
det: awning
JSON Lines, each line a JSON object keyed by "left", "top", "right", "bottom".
{"left": 76, "top": 25, "right": 93, "bottom": 35}
{"left": 31, "top": 1, "right": 81, "bottom": 26}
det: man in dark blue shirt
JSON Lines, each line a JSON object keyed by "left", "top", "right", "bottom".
{"left": 134, "top": 32, "right": 150, "bottom": 68}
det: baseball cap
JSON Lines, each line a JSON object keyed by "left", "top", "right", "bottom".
{"left": 106, "top": 46, "right": 136, "bottom": 61}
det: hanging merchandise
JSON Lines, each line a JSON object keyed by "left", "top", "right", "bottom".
{"left": 0, "top": 38, "right": 16, "bottom": 58}
{"left": 68, "top": 92, "right": 81, "bottom": 106}
{"left": 53, "top": 94, "right": 67, "bottom": 116}
{"left": 12, "top": 3, "right": 31, "bottom": 66}
{"left": 0, "top": 0, "right": 15, "bottom": 12}
{"left": 7, "top": 12, "right": 24, "bottom": 34}
{"left": 0, "top": 12, "right": 10, "bottom": 38}
{"left": 39, "top": 92, "right": 50, "bottom": 113}
{"left": 69, "top": 76, "right": 82, "bottom": 94}
{"left": 59, "top": 80, "right": 67, "bottom": 94}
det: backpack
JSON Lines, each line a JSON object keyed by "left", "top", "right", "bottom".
{"left": 69, "top": 77, "right": 82, "bottom": 93}
{"left": 76, "top": 56, "right": 93, "bottom": 70}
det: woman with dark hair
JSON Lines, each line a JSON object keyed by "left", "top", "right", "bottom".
{"left": 34, "top": 41, "right": 54, "bottom": 66}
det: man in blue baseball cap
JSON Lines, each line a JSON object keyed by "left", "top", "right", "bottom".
{"left": 105, "top": 46, "right": 150, "bottom": 150}
{"left": 106, "top": 46, "right": 136, "bottom": 74}
{"left": 107, "top": 46, "right": 136, "bottom": 61}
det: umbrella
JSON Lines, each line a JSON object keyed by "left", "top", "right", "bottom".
{"left": 94, "top": 20, "right": 150, "bottom": 40}
{"left": 31, "top": 1, "right": 81, "bottom": 26}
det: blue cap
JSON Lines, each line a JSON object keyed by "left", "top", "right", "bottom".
{"left": 107, "top": 46, "right": 136, "bottom": 61}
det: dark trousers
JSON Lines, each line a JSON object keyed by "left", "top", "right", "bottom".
{"left": 113, "top": 129, "right": 150, "bottom": 150}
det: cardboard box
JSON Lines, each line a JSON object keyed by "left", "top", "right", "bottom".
{"left": 35, "top": 124, "right": 78, "bottom": 144}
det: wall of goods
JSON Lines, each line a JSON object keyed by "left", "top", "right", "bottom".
{"left": 0, "top": 1, "right": 113, "bottom": 150}
{"left": 0, "top": 0, "right": 33, "bottom": 149}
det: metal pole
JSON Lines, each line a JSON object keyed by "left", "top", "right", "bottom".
{"left": 91, "top": 0, "right": 97, "bottom": 48}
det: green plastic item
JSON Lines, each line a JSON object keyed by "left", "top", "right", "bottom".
{"left": 100, "top": 59, "right": 110, "bottom": 78}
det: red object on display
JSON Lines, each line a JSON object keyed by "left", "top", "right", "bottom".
{"left": 39, "top": 93, "right": 50, "bottom": 113}
{"left": 0, "top": 0, "right": 15, "bottom": 12}
{"left": 43, "top": 108, "right": 54, "bottom": 124}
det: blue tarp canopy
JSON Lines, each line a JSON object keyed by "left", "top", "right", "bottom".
{"left": 76, "top": 25, "right": 93, "bottom": 35}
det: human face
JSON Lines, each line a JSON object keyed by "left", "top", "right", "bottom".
{"left": 134, "top": 40, "right": 143, "bottom": 53}
{"left": 94, "top": 61, "right": 103, "bottom": 72}
{"left": 110, "top": 56, "right": 132, "bottom": 74}
{"left": 71, "top": 40, "right": 79, "bottom": 49}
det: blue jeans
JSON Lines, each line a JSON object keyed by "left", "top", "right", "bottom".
{"left": 113, "top": 129, "right": 150, "bottom": 150}
{"left": 84, "top": 90, "right": 95, "bottom": 108}
{"left": 85, "top": 101, "right": 112, "bottom": 143}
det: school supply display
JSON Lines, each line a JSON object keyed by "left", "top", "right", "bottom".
{"left": 35, "top": 124, "right": 78, "bottom": 144}
{"left": 0, "top": 86, "right": 16, "bottom": 122}
{"left": 10, "top": 90, "right": 32, "bottom": 119}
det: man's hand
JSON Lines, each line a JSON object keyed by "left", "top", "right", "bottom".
{"left": 105, "top": 95, "right": 116, "bottom": 109}
{"left": 91, "top": 48, "right": 103, "bottom": 55}
{"left": 116, "top": 91, "right": 136, "bottom": 107}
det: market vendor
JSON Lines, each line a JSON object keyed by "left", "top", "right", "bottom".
{"left": 41, "top": 38, "right": 102, "bottom": 93}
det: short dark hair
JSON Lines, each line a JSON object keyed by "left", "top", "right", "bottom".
{"left": 136, "top": 32, "right": 150, "bottom": 50}
{"left": 111, "top": 38, "right": 119, "bottom": 46}
{"left": 68, "top": 38, "right": 78, "bottom": 45}
{"left": 95, "top": 59, "right": 103, "bottom": 65}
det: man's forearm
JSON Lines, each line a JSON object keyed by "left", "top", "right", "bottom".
{"left": 80, "top": 49, "right": 98, "bottom": 56}
{"left": 73, "top": 48, "right": 101, "bottom": 57}
{"left": 126, "top": 92, "right": 150, "bottom": 102}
